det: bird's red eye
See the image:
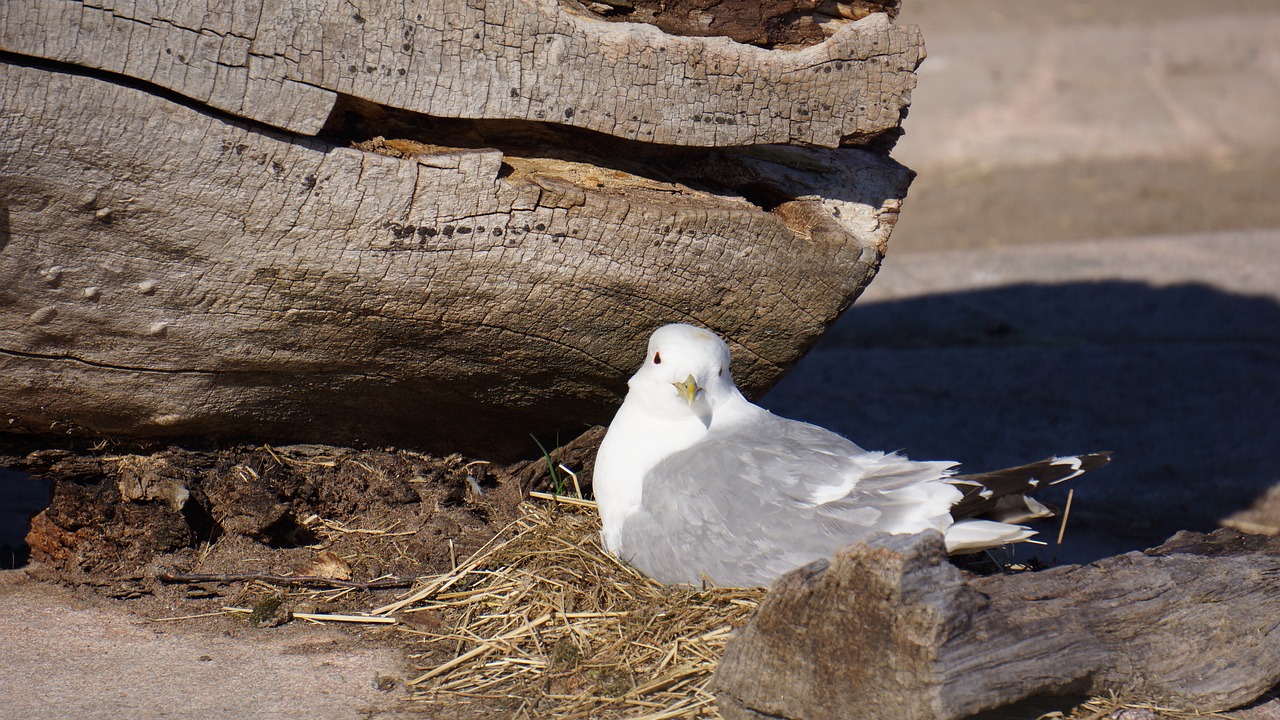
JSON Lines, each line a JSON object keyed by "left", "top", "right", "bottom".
{"left": 653, "top": 352, "right": 662, "bottom": 364}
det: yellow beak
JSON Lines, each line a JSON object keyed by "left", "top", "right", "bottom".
{"left": 673, "top": 375, "right": 700, "bottom": 406}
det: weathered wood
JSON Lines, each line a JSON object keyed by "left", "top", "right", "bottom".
{"left": 0, "top": 0, "right": 922, "bottom": 144}
{"left": 0, "top": 62, "right": 910, "bottom": 457}
{"left": 713, "top": 529, "right": 1280, "bottom": 720}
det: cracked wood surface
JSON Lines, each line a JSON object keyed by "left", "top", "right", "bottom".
{"left": 713, "top": 529, "right": 1280, "bottom": 720}
{"left": 0, "top": 62, "right": 911, "bottom": 458}
{"left": 0, "top": 0, "right": 922, "bottom": 144}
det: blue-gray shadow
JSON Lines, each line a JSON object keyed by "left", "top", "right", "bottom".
{"left": 760, "top": 280, "right": 1280, "bottom": 564}
{"left": 0, "top": 469, "right": 50, "bottom": 569}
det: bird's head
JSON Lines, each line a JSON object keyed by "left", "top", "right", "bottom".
{"left": 625, "top": 324, "right": 740, "bottom": 425}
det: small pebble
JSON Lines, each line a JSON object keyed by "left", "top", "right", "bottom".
{"left": 374, "top": 675, "right": 397, "bottom": 691}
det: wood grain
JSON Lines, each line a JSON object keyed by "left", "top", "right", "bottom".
{"left": 0, "top": 62, "right": 911, "bottom": 457}
{"left": 0, "top": 0, "right": 922, "bottom": 143}
{"left": 714, "top": 529, "right": 1280, "bottom": 720}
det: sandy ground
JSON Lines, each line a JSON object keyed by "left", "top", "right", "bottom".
{"left": 889, "top": 0, "right": 1280, "bottom": 252}
{"left": 3, "top": 1, "right": 1279, "bottom": 718}
{"left": 0, "top": 571, "right": 414, "bottom": 720}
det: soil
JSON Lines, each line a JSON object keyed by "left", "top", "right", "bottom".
{"left": 0, "top": 430, "right": 606, "bottom": 717}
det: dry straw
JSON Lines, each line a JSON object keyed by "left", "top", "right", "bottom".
{"left": 380, "top": 499, "right": 765, "bottom": 719}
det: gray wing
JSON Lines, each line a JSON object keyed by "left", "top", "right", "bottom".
{"left": 618, "top": 413, "right": 959, "bottom": 587}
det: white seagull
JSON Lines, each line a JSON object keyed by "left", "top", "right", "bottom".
{"left": 593, "top": 323, "right": 1110, "bottom": 587}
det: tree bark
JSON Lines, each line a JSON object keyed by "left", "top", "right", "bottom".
{"left": 713, "top": 529, "right": 1280, "bottom": 720}
{"left": 0, "top": 0, "right": 922, "bottom": 144}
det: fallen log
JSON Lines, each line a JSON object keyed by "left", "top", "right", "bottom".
{"left": 713, "top": 529, "right": 1280, "bottom": 720}
{"left": 0, "top": 0, "right": 920, "bottom": 458}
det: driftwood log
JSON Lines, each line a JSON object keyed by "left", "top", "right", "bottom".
{"left": 0, "top": 0, "right": 922, "bottom": 458}
{"left": 713, "top": 529, "right": 1280, "bottom": 720}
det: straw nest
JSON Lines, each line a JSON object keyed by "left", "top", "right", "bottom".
{"left": 376, "top": 495, "right": 765, "bottom": 719}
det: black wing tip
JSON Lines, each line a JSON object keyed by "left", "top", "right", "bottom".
{"left": 1062, "top": 451, "right": 1113, "bottom": 471}
{"left": 1039, "top": 451, "right": 1113, "bottom": 484}
{"left": 947, "top": 451, "right": 1112, "bottom": 521}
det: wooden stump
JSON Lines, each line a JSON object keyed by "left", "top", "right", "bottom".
{"left": 713, "top": 529, "right": 1280, "bottom": 720}
{"left": 0, "top": 0, "right": 921, "bottom": 458}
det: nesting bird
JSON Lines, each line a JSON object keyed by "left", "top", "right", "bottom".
{"left": 593, "top": 323, "right": 1109, "bottom": 587}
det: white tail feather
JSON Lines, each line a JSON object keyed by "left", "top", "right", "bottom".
{"left": 944, "top": 519, "right": 1037, "bottom": 554}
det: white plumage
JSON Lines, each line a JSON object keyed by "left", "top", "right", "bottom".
{"left": 593, "top": 323, "right": 1109, "bottom": 587}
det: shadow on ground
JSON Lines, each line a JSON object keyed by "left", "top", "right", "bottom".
{"left": 762, "top": 280, "right": 1280, "bottom": 564}
{"left": 0, "top": 469, "right": 46, "bottom": 569}
{"left": 4, "top": 281, "right": 1277, "bottom": 571}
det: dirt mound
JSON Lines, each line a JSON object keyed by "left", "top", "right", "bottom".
{"left": 6, "top": 430, "right": 603, "bottom": 610}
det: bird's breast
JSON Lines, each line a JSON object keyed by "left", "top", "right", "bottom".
{"left": 595, "top": 400, "right": 709, "bottom": 551}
